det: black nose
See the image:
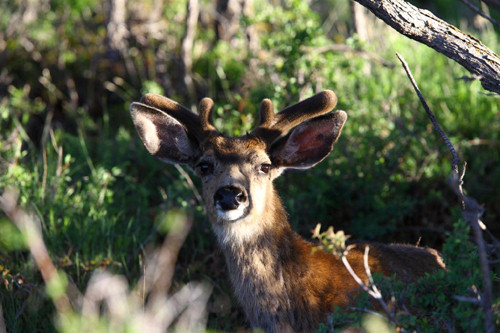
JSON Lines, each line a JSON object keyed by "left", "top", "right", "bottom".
{"left": 214, "top": 186, "right": 247, "bottom": 211}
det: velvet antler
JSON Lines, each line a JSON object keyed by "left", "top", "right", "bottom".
{"left": 136, "top": 93, "right": 219, "bottom": 142}
{"left": 251, "top": 90, "right": 338, "bottom": 144}
{"left": 132, "top": 91, "right": 338, "bottom": 145}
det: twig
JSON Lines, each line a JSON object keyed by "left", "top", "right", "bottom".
{"left": 342, "top": 246, "right": 395, "bottom": 322}
{"left": 396, "top": 53, "right": 495, "bottom": 333}
{"left": 450, "top": 169, "right": 494, "bottom": 333}
{"left": 459, "top": 0, "right": 500, "bottom": 29}
{"left": 396, "top": 52, "right": 460, "bottom": 173}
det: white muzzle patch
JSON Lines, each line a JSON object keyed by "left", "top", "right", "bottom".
{"left": 216, "top": 204, "right": 247, "bottom": 221}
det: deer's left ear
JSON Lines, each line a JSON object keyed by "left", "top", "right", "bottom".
{"left": 270, "top": 111, "right": 347, "bottom": 169}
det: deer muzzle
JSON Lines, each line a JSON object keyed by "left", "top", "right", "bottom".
{"left": 214, "top": 186, "right": 249, "bottom": 221}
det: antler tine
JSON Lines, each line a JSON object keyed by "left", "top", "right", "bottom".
{"left": 140, "top": 93, "right": 206, "bottom": 141}
{"left": 199, "top": 97, "right": 217, "bottom": 132}
{"left": 258, "top": 99, "right": 275, "bottom": 127}
{"left": 251, "top": 90, "right": 338, "bottom": 143}
{"left": 273, "top": 90, "right": 337, "bottom": 130}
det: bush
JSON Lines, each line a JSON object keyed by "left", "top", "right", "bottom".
{"left": 321, "top": 218, "right": 493, "bottom": 331}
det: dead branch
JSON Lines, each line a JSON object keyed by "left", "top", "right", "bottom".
{"left": 396, "top": 54, "right": 495, "bottom": 333}
{"left": 353, "top": 0, "right": 500, "bottom": 95}
{"left": 342, "top": 246, "right": 396, "bottom": 323}
{"left": 396, "top": 52, "right": 460, "bottom": 173}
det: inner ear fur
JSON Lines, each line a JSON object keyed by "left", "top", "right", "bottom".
{"left": 130, "top": 102, "right": 198, "bottom": 165}
{"left": 270, "top": 111, "right": 347, "bottom": 169}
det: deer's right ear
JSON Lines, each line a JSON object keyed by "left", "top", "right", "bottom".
{"left": 130, "top": 102, "right": 198, "bottom": 165}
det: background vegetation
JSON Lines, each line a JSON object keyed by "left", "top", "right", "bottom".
{"left": 0, "top": 0, "right": 499, "bottom": 331}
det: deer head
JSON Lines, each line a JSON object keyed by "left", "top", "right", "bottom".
{"left": 130, "top": 91, "right": 346, "bottom": 235}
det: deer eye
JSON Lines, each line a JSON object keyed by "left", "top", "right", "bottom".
{"left": 197, "top": 162, "right": 214, "bottom": 176}
{"left": 258, "top": 164, "right": 272, "bottom": 175}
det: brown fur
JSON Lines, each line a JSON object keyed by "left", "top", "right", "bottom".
{"left": 215, "top": 187, "right": 443, "bottom": 332}
{"left": 129, "top": 91, "right": 445, "bottom": 332}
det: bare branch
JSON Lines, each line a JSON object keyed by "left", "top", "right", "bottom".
{"left": 342, "top": 246, "right": 395, "bottom": 322}
{"left": 354, "top": 0, "right": 500, "bottom": 95}
{"left": 396, "top": 54, "right": 495, "bottom": 333}
{"left": 396, "top": 52, "right": 460, "bottom": 173}
{"left": 448, "top": 169, "right": 494, "bottom": 333}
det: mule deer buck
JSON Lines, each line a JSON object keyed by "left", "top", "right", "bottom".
{"left": 130, "top": 90, "right": 445, "bottom": 332}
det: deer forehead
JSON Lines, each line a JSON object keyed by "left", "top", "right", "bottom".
{"left": 200, "top": 135, "right": 270, "bottom": 165}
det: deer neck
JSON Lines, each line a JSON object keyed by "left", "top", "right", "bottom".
{"left": 211, "top": 185, "right": 302, "bottom": 330}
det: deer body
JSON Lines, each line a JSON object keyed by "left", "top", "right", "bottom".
{"left": 130, "top": 91, "right": 444, "bottom": 332}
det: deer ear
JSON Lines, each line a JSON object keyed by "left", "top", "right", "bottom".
{"left": 130, "top": 102, "right": 198, "bottom": 165}
{"left": 270, "top": 111, "right": 347, "bottom": 169}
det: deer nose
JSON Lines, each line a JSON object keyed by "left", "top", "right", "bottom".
{"left": 214, "top": 186, "right": 247, "bottom": 211}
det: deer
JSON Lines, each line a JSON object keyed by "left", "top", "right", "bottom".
{"left": 129, "top": 90, "right": 445, "bottom": 332}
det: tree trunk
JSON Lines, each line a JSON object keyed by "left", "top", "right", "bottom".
{"left": 106, "top": 0, "right": 129, "bottom": 52}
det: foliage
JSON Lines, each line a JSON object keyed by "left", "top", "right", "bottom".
{"left": 320, "top": 218, "right": 496, "bottom": 332}
{"left": 1, "top": 0, "right": 499, "bottom": 331}
{"left": 312, "top": 224, "right": 349, "bottom": 258}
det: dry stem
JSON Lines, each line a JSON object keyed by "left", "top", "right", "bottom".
{"left": 342, "top": 246, "right": 396, "bottom": 323}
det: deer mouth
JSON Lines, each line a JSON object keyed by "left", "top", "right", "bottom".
{"left": 215, "top": 203, "right": 249, "bottom": 222}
